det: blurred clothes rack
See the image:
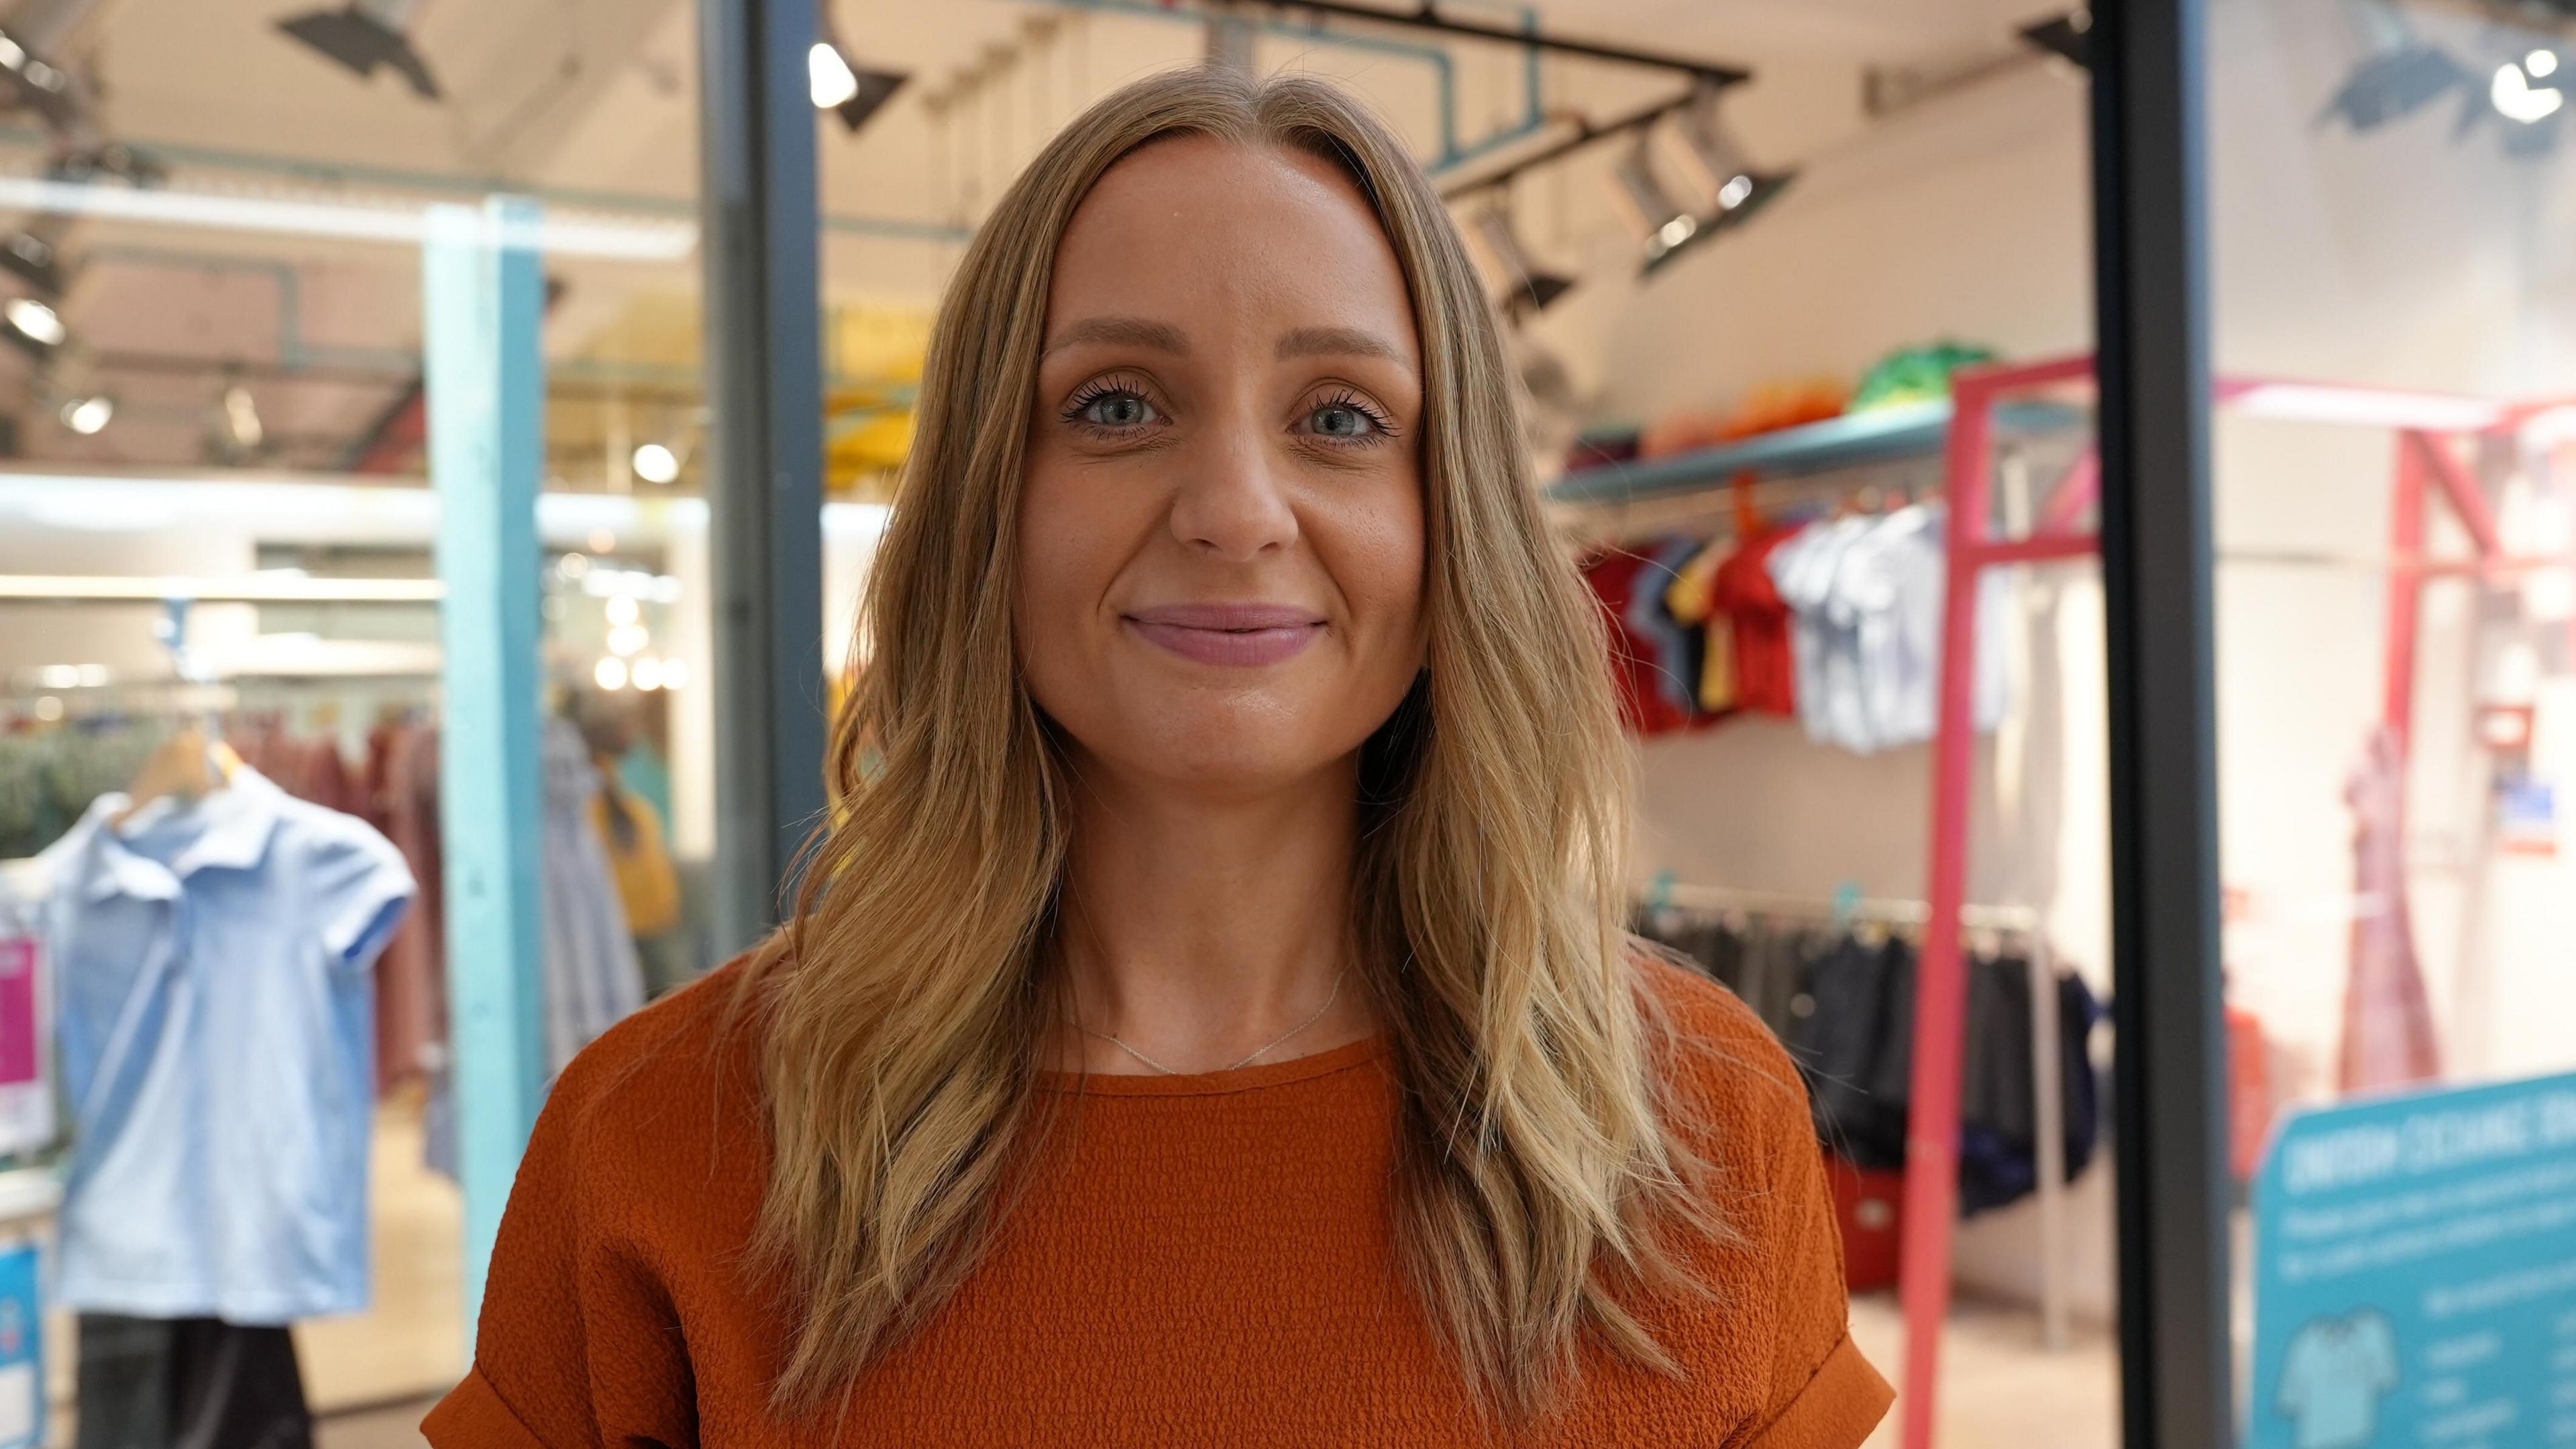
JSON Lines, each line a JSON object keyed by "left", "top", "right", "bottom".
{"left": 1570, "top": 486, "right": 2015, "bottom": 751}
{"left": 1633, "top": 880, "right": 2096, "bottom": 1352}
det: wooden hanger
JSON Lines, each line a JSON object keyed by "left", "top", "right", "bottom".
{"left": 111, "top": 726, "right": 239, "bottom": 830}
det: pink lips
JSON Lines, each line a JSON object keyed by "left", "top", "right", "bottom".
{"left": 1123, "top": 602, "right": 1326, "bottom": 667}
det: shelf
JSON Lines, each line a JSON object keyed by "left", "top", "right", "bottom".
{"left": 1547, "top": 397, "right": 2090, "bottom": 508}
{"left": 0, "top": 1167, "right": 60, "bottom": 1225}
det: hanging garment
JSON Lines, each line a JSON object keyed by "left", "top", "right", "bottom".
{"left": 1768, "top": 517, "right": 1876, "bottom": 751}
{"left": 1580, "top": 549, "right": 1694, "bottom": 735}
{"left": 1833, "top": 504, "right": 2012, "bottom": 749}
{"left": 73, "top": 1313, "right": 313, "bottom": 1449}
{"left": 1661, "top": 540, "right": 1737, "bottom": 713}
{"left": 1790, "top": 932, "right": 1911, "bottom": 1172}
{"left": 590, "top": 754, "right": 683, "bottom": 941}
{"left": 541, "top": 720, "right": 647, "bottom": 1076}
{"left": 2339, "top": 727, "right": 2441, "bottom": 1091}
{"left": 1624, "top": 535, "right": 1712, "bottom": 723}
{"left": 1710, "top": 527, "right": 1802, "bottom": 716}
{"left": 1768, "top": 507, "right": 2010, "bottom": 753}
{"left": 368, "top": 724, "right": 445, "bottom": 1093}
{"left": 46, "top": 767, "right": 414, "bottom": 1321}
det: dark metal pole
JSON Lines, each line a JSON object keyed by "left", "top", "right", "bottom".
{"left": 2090, "top": 1, "right": 2235, "bottom": 1446}
{"left": 698, "top": 0, "right": 827, "bottom": 959}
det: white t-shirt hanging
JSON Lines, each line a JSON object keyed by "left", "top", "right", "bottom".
{"left": 1768, "top": 504, "right": 2012, "bottom": 754}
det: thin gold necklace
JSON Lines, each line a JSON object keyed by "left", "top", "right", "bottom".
{"left": 1077, "top": 970, "right": 1346, "bottom": 1076}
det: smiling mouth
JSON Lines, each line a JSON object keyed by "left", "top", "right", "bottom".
{"left": 1122, "top": 604, "right": 1326, "bottom": 667}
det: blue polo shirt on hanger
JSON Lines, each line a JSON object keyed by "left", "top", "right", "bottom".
{"left": 47, "top": 764, "right": 414, "bottom": 1324}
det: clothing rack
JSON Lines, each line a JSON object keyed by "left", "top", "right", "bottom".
{"left": 1640, "top": 879, "right": 2076, "bottom": 1352}
{"left": 1563, "top": 360, "right": 2574, "bottom": 1444}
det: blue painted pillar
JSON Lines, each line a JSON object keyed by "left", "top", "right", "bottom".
{"left": 423, "top": 196, "right": 547, "bottom": 1346}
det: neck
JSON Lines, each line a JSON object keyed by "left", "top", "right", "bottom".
{"left": 1048, "top": 755, "right": 1376, "bottom": 1074}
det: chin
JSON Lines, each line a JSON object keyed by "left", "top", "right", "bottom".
{"left": 1118, "top": 710, "right": 1347, "bottom": 798}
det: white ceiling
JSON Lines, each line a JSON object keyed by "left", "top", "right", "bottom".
{"left": 0, "top": 0, "right": 2061, "bottom": 472}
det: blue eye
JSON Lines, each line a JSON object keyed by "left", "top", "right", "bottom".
{"left": 1311, "top": 402, "right": 1375, "bottom": 438}
{"left": 1301, "top": 392, "right": 1393, "bottom": 445}
{"left": 1079, "top": 392, "right": 1157, "bottom": 428}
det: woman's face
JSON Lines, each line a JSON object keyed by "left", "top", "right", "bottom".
{"left": 1016, "top": 137, "right": 1427, "bottom": 798}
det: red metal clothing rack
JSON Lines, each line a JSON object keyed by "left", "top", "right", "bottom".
{"left": 1903, "top": 354, "right": 2568, "bottom": 1448}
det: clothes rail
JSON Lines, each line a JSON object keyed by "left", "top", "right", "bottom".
{"left": 1640, "top": 878, "right": 2075, "bottom": 1353}
{"left": 1648, "top": 879, "right": 2040, "bottom": 934}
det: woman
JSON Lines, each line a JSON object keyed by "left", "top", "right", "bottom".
{"left": 427, "top": 66, "right": 1891, "bottom": 1447}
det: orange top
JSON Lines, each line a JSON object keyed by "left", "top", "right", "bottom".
{"left": 423, "top": 956, "right": 1891, "bottom": 1448}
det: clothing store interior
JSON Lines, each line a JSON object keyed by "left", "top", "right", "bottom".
{"left": 0, "top": 0, "right": 2571, "bottom": 1444}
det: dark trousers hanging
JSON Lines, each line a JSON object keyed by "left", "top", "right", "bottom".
{"left": 74, "top": 1314, "right": 313, "bottom": 1449}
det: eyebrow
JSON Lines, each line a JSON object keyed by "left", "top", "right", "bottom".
{"left": 1277, "top": 325, "right": 1415, "bottom": 374}
{"left": 1041, "top": 316, "right": 1189, "bottom": 359}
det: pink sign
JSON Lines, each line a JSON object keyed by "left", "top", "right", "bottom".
{"left": 0, "top": 943, "right": 35, "bottom": 1087}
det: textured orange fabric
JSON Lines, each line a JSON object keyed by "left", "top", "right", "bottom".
{"left": 423, "top": 955, "right": 1891, "bottom": 1448}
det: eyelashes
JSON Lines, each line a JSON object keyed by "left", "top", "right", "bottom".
{"left": 1059, "top": 374, "right": 1162, "bottom": 435}
{"left": 1054, "top": 375, "right": 1401, "bottom": 449}
{"left": 1302, "top": 388, "right": 1399, "bottom": 446}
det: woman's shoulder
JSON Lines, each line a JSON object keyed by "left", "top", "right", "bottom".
{"left": 536, "top": 955, "right": 771, "bottom": 1205}
{"left": 1627, "top": 954, "right": 1813, "bottom": 1181}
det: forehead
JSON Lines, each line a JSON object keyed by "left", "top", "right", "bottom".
{"left": 1046, "top": 135, "right": 1418, "bottom": 349}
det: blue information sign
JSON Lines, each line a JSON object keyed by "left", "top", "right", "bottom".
{"left": 2252, "top": 1070, "right": 2576, "bottom": 1448}
{"left": 0, "top": 1238, "right": 38, "bottom": 1449}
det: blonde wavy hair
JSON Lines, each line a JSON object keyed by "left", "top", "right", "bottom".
{"left": 741, "top": 64, "right": 1723, "bottom": 1421}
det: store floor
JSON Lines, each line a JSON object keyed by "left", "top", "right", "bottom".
{"left": 1848, "top": 1290, "right": 2120, "bottom": 1448}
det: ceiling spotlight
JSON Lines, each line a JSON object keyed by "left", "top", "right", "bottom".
{"left": 50, "top": 144, "right": 167, "bottom": 188}
{"left": 223, "top": 384, "right": 265, "bottom": 450}
{"left": 3, "top": 295, "right": 64, "bottom": 352}
{"left": 808, "top": 39, "right": 906, "bottom": 133}
{"left": 1605, "top": 139, "right": 1698, "bottom": 271}
{"left": 2318, "top": 8, "right": 2470, "bottom": 133}
{"left": 59, "top": 394, "right": 111, "bottom": 435}
{"left": 0, "top": 230, "right": 58, "bottom": 296}
{"left": 809, "top": 42, "right": 859, "bottom": 108}
{"left": 2531, "top": 50, "right": 2562, "bottom": 80}
{"left": 2019, "top": 11, "right": 2092, "bottom": 69}
{"left": 1670, "top": 86, "right": 1796, "bottom": 229}
{"left": 2493, "top": 58, "right": 2566, "bottom": 124}
{"left": 276, "top": 0, "right": 441, "bottom": 101}
{"left": 1465, "top": 199, "right": 1574, "bottom": 318}
{"left": 631, "top": 441, "right": 680, "bottom": 485}
{"left": 593, "top": 655, "right": 627, "bottom": 692}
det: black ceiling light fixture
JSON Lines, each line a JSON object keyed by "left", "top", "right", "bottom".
{"left": 1669, "top": 83, "right": 1796, "bottom": 231}
{"left": 2018, "top": 9, "right": 2093, "bottom": 69}
{"left": 808, "top": 15, "right": 907, "bottom": 135}
{"left": 276, "top": 0, "right": 442, "bottom": 101}
{"left": 1604, "top": 136, "right": 1701, "bottom": 273}
{"left": 0, "top": 25, "right": 78, "bottom": 127}
{"left": 0, "top": 229, "right": 61, "bottom": 297}
{"left": 2317, "top": 3, "right": 2471, "bottom": 133}
{"left": 1464, "top": 195, "right": 1574, "bottom": 319}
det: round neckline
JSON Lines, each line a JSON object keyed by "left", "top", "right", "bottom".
{"left": 1039, "top": 1031, "right": 1393, "bottom": 1097}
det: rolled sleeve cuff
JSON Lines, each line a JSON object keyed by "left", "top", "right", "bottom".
{"left": 1743, "top": 1332, "right": 1896, "bottom": 1449}
{"left": 421, "top": 1369, "right": 553, "bottom": 1449}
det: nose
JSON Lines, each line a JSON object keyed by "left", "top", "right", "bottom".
{"left": 1167, "top": 420, "right": 1298, "bottom": 562}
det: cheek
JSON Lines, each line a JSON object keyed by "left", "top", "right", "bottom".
{"left": 1351, "top": 478, "right": 1428, "bottom": 640}
{"left": 1012, "top": 463, "right": 1099, "bottom": 673}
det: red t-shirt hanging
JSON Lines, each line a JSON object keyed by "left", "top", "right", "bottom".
{"left": 1580, "top": 549, "right": 1693, "bottom": 736}
{"left": 1710, "top": 527, "right": 1802, "bottom": 717}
